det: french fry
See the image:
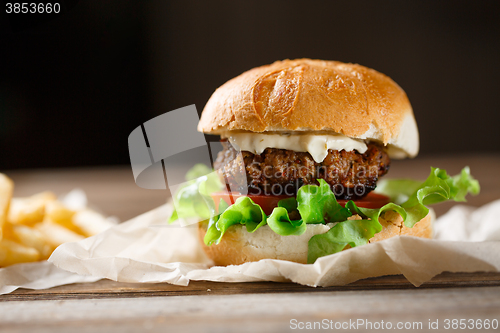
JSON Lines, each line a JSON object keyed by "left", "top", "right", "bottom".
{"left": 0, "top": 174, "right": 113, "bottom": 266}
{"left": 45, "top": 200, "right": 78, "bottom": 232}
{"left": 34, "top": 219, "right": 85, "bottom": 249}
{"left": 0, "top": 174, "right": 14, "bottom": 240}
{"left": 1, "top": 221, "right": 15, "bottom": 240}
{"left": 7, "top": 192, "right": 57, "bottom": 225}
{"left": 0, "top": 238, "right": 40, "bottom": 267}
{"left": 72, "top": 209, "right": 115, "bottom": 237}
{"left": 8, "top": 223, "right": 53, "bottom": 260}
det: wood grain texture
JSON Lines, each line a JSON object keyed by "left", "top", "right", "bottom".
{"left": 2, "top": 272, "right": 500, "bottom": 302}
{"left": 2, "top": 286, "right": 500, "bottom": 333}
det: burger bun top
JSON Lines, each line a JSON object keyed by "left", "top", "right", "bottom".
{"left": 198, "top": 59, "right": 419, "bottom": 158}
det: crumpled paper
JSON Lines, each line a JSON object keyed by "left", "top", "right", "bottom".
{"left": 0, "top": 189, "right": 115, "bottom": 295}
{"left": 434, "top": 199, "right": 500, "bottom": 241}
{"left": 0, "top": 261, "right": 100, "bottom": 294}
{"left": 2, "top": 200, "right": 500, "bottom": 294}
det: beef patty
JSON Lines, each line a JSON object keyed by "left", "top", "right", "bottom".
{"left": 214, "top": 142, "right": 390, "bottom": 200}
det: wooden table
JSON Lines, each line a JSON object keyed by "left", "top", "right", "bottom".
{"left": 2, "top": 154, "right": 500, "bottom": 332}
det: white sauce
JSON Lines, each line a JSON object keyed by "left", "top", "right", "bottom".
{"left": 224, "top": 132, "right": 368, "bottom": 163}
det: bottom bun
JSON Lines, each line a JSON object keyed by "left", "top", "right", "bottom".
{"left": 198, "top": 211, "right": 433, "bottom": 266}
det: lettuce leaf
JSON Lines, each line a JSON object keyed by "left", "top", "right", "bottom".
{"left": 307, "top": 167, "right": 480, "bottom": 262}
{"left": 400, "top": 167, "right": 479, "bottom": 227}
{"left": 307, "top": 219, "right": 381, "bottom": 264}
{"left": 202, "top": 179, "right": 352, "bottom": 245}
{"left": 267, "top": 208, "right": 306, "bottom": 236}
{"left": 296, "top": 180, "right": 332, "bottom": 224}
{"left": 169, "top": 164, "right": 222, "bottom": 223}
{"left": 203, "top": 198, "right": 230, "bottom": 245}
{"left": 297, "top": 179, "right": 351, "bottom": 223}
{"left": 306, "top": 202, "right": 406, "bottom": 264}
{"left": 172, "top": 164, "right": 479, "bottom": 263}
{"left": 185, "top": 163, "right": 212, "bottom": 181}
{"left": 375, "top": 179, "right": 423, "bottom": 204}
{"left": 205, "top": 196, "right": 267, "bottom": 245}
{"left": 277, "top": 197, "right": 298, "bottom": 213}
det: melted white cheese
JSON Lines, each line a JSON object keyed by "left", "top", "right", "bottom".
{"left": 224, "top": 132, "right": 368, "bottom": 163}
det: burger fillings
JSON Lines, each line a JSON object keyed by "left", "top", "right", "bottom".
{"left": 170, "top": 59, "right": 479, "bottom": 265}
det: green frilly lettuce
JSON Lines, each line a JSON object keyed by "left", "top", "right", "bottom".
{"left": 168, "top": 164, "right": 222, "bottom": 223}
{"left": 170, "top": 165, "right": 479, "bottom": 264}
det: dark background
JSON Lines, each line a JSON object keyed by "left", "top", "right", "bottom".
{"left": 1, "top": 0, "right": 499, "bottom": 170}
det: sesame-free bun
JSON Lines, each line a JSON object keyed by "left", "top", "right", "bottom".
{"left": 198, "top": 211, "right": 433, "bottom": 266}
{"left": 198, "top": 59, "right": 419, "bottom": 158}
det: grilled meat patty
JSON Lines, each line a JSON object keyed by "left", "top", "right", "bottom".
{"left": 214, "top": 142, "right": 390, "bottom": 200}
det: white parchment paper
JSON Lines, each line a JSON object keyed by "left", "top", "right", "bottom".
{"left": 0, "top": 261, "right": 100, "bottom": 294}
{"left": 2, "top": 200, "right": 500, "bottom": 294}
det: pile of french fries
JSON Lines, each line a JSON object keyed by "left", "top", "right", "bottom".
{"left": 0, "top": 173, "right": 115, "bottom": 267}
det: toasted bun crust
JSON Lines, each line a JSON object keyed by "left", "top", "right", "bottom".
{"left": 198, "top": 211, "right": 432, "bottom": 266}
{"left": 198, "top": 59, "right": 419, "bottom": 158}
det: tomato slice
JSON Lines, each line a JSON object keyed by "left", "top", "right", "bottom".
{"left": 337, "top": 192, "right": 390, "bottom": 209}
{"left": 211, "top": 191, "right": 390, "bottom": 215}
{"left": 211, "top": 192, "right": 292, "bottom": 215}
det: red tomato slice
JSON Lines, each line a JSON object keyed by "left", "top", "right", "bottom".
{"left": 211, "top": 192, "right": 292, "bottom": 215}
{"left": 211, "top": 192, "right": 390, "bottom": 216}
{"left": 337, "top": 192, "right": 390, "bottom": 209}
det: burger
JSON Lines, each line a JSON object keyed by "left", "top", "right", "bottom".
{"left": 170, "top": 59, "right": 479, "bottom": 265}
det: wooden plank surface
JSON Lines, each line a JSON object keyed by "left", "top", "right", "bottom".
{"left": 2, "top": 272, "right": 500, "bottom": 302}
{"left": 2, "top": 154, "right": 500, "bottom": 332}
{"left": 2, "top": 286, "right": 500, "bottom": 333}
